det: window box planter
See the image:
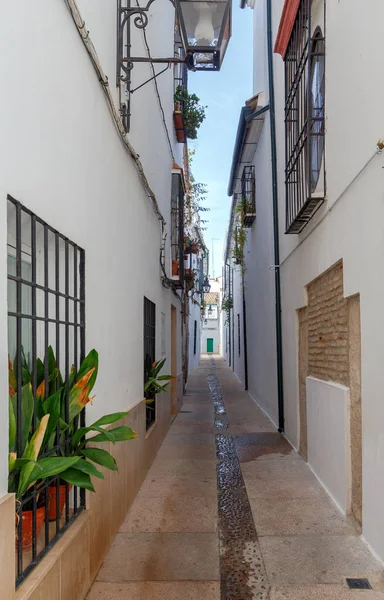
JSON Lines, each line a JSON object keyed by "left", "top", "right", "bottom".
{"left": 173, "top": 101, "right": 186, "bottom": 143}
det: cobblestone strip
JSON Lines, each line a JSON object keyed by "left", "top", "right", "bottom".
{"left": 208, "top": 366, "right": 270, "bottom": 600}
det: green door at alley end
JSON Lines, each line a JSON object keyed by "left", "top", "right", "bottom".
{"left": 207, "top": 338, "right": 214, "bottom": 353}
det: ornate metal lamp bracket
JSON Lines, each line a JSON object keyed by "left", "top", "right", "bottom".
{"left": 117, "top": 0, "right": 183, "bottom": 131}
{"left": 117, "top": 0, "right": 179, "bottom": 85}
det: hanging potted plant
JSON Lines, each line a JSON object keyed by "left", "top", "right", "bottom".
{"left": 174, "top": 86, "right": 206, "bottom": 140}
{"left": 173, "top": 99, "right": 186, "bottom": 143}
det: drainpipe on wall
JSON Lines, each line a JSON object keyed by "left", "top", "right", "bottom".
{"left": 266, "top": 0, "right": 285, "bottom": 432}
{"left": 242, "top": 270, "right": 249, "bottom": 390}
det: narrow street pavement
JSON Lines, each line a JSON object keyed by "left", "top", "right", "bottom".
{"left": 87, "top": 356, "right": 384, "bottom": 600}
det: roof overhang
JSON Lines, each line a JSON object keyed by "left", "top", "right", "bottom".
{"left": 274, "top": 0, "right": 301, "bottom": 58}
{"left": 227, "top": 94, "right": 268, "bottom": 197}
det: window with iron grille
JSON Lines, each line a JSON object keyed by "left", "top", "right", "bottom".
{"left": 144, "top": 297, "right": 156, "bottom": 430}
{"left": 237, "top": 313, "right": 241, "bottom": 356}
{"left": 171, "top": 173, "right": 184, "bottom": 287}
{"left": 285, "top": 0, "right": 325, "bottom": 234}
{"left": 193, "top": 320, "right": 197, "bottom": 355}
{"left": 241, "top": 166, "right": 256, "bottom": 227}
{"left": 7, "top": 196, "right": 85, "bottom": 586}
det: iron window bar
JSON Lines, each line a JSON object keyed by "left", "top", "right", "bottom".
{"left": 144, "top": 297, "right": 156, "bottom": 430}
{"left": 284, "top": 0, "right": 325, "bottom": 234}
{"left": 241, "top": 166, "right": 256, "bottom": 227}
{"left": 7, "top": 196, "right": 85, "bottom": 587}
{"left": 171, "top": 173, "right": 185, "bottom": 288}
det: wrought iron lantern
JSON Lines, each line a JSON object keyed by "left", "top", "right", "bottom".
{"left": 175, "top": 0, "right": 232, "bottom": 71}
{"left": 203, "top": 277, "right": 211, "bottom": 293}
{"left": 117, "top": 0, "right": 232, "bottom": 129}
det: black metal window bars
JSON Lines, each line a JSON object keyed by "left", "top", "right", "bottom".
{"left": 284, "top": 0, "right": 325, "bottom": 234}
{"left": 144, "top": 297, "right": 156, "bottom": 430}
{"left": 171, "top": 173, "right": 185, "bottom": 288}
{"left": 241, "top": 166, "right": 256, "bottom": 227}
{"left": 237, "top": 313, "right": 241, "bottom": 357}
{"left": 7, "top": 196, "right": 85, "bottom": 587}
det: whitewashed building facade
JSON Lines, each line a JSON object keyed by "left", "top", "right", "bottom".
{"left": 0, "top": 0, "right": 216, "bottom": 596}
{"left": 223, "top": 0, "right": 384, "bottom": 564}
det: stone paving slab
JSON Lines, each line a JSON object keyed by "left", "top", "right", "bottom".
{"left": 87, "top": 581, "right": 220, "bottom": 599}
{"left": 156, "top": 443, "right": 216, "bottom": 460}
{"left": 121, "top": 495, "right": 217, "bottom": 533}
{"left": 96, "top": 532, "right": 220, "bottom": 582}
{"left": 259, "top": 535, "right": 383, "bottom": 585}
{"left": 250, "top": 497, "right": 358, "bottom": 536}
{"left": 270, "top": 585, "right": 384, "bottom": 599}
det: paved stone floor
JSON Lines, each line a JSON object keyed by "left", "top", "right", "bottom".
{"left": 87, "top": 356, "right": 384, "bottom": 599}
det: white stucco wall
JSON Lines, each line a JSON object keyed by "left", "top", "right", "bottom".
{"left": 0, "top": 1, "right": 182, "bottom": 495}
{"left": 269, "top": 0, "right": 384, "bottom": 561}
{"left": 188, "top": 299, "right": 202, "bottom": 372}
{"left": 307, "top": 377, "right": 351, "bottom": 513}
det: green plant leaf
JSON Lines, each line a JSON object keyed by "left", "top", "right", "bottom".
{"left": 70, "top": 458, "right": 104, "bottom": 479}
{"left": 43, "top": 390, "right": 62, "bottom": 442}
{"left": 9, "top": 399, "right": 16, "bottom": 453}
{"left": 36, "top": 358, "right": 45, "bottom": 388}
{"left": 19, "top": 456, "right": 80, "bottom": 499}
{"left": 91, "top": 412, "right": 128, "bottom": 428}
{"left": 20, "top": 384, "right": 34, "bottom": 456}
{"left": 77, "top": 349, "right": 98, "bottom": 391}
{"left": 60, "top": 468, "right": 95, "bottom": 492}
{"left": 81, "top": 448, "right": 118, "bottom": 471}
{"left": 71, "top": 425, "right": 115, "bottom": 449}
{"left": 91, "top": 426, "right": 137, "bottom": 444}
{"left": 8, "top": 452, "right": 16, "bottom": 474}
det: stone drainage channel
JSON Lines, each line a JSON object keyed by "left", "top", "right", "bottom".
{"left": 207, "top": 362, "right": 270, "bottom": 600}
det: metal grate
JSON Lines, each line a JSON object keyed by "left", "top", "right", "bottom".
{"left": 144, "top": 297, "right": 156, "bottom": 430}
{"left": 241, "top": 166, "right": 256, "bottom": 227}
{"left": 7, "top": 196, "right": 85, "bottom": 587}
{"left": 346, "top": 579, "right": 372, "bottom": 590}
{"left": 284, "top": 0, "right": 325, "bottom": 234}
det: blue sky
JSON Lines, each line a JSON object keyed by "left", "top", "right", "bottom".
{"left": 188, "top": 3, "right": 253, "bottom": 278}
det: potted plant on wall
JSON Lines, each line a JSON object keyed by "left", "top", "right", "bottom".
{"left": 8, "top": 371, "right": 82, "bottom": 549}
{"left": 9, "top": 349, "right": 138, "bottom": 546}
{"left": 144, "top": 358, "right": 173, "bottom": 419}
{"left": 173, "top": 99, "right": 186, "bottom": 143}
{"left": 174, "top": 86, "right": 206, "bottom": 141}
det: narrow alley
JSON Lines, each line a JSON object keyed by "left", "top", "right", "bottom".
{"left": 87, "top": 357, "right": 384, "bottom": 600}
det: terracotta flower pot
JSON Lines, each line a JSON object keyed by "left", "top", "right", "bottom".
{"left": 48, "top": 484, "right": 72, "bottom": 521}
{"left": 172, "top": 260, "right": 179, "bottom": 276}
{"left": 16, "top": 507, "right": 46, "bottom": 551}
{"left": 173, "top": 109, "right": 186, "bottom": 143}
